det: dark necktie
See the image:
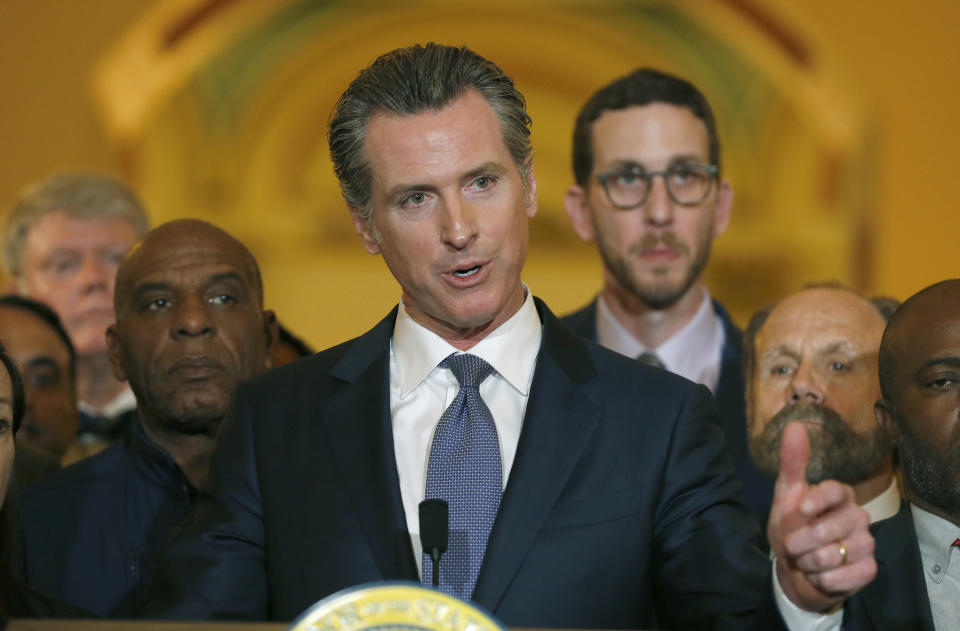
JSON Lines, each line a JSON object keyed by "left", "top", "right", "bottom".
{"left": 422, "top": 353, "right": 502, "bottom": 601}
{"left": 636, "top": 351, "right": 665, "bottom": 370}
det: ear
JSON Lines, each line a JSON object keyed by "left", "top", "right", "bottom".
{"left": 564, "top": 184, "right": 595, "bottom": 242}
{"left": 712, "top": 179, "right": 733, "bottom": 238}
{"left": 523, "top": 167, "right": 538, "bottom": 219}
{"left": 875, "top": 398, "right": 900, "bottom": 445}
{"left": 261, "top": 310, "right": 279, "bottom": 370}
{"left": 105, "top": 324, "right": 129, "bottom": 382}
{"left": 349, "top": 207, "right": 381, "bottom": 255}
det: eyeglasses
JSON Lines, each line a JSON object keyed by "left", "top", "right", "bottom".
{"left": 595, "top": 163, "right": 719, "bottom": 209}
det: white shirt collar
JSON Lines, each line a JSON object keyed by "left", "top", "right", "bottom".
{"left": 596, "top": 287, "right": 723, "bottom": 390}
{"left": 391, "top": 289, "right": 542, "bottom": 398}
{"left": 77, "top": 386, "right": 137, "bottom": 418}
{"left": 861, "top": 479, "right": 901, "bottom": 523}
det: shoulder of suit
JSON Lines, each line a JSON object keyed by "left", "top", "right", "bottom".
{"left": 19, "top": 440, "right": 128, "bottom": 510}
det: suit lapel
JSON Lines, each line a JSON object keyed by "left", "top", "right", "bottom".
{"left": 855, "top": 504, "right": 934, "bottom": 631}
{"left": 473, "top": 300, "right": 601, "bottom": 611}
{"left": 320, "top": 309, "right": 418, "bottom": 582}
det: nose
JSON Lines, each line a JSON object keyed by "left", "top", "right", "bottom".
{"left": 788, "top": 360, "right": 824, "bottom": 404}
{"left": 440, "top": 195, "right": 478, "bottom": 249}
{"left": 171, "top": 295, "right": 216, "bottom": 339}
{"left": 643, "top": 175, "right": 675, "bottom": 227}
{"left": 76, "top": 255, "right": 111, "bottom": 294}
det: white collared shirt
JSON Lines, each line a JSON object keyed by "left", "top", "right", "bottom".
{"left": 76, "top": 385, "right": 137, "bottom": 419}
{"left": 862, "top": 480, "right": 901, "bottom": 524}
{"left": 595, "top": 287, "right": 725, "bottom": 392}
{"left": 390, "top": 290, "right": 542, "bottom": 572}
{"left": 912, "top": 504, "right": 960, "bottom": 631}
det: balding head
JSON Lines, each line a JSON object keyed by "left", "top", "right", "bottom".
{"left": 115, "top": 219, "right": 263, "bottom": 317}
{"left": 878, "top": 278, "right": 960, "bottom": 403}
{"left": 745, "top": 285, "right": 893, "bottom": 489}
{"left": 107, "top": 219, "right": 275, "bottom": 434}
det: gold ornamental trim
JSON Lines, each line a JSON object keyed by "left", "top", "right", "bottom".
{"left": 287, "top": 582, "right": 506, "bottom": 631}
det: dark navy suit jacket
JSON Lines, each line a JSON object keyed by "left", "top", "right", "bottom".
{"left": 146, "top": 299, "right": 784, "bottom": 629}
{"left": 562, "top": 298, "right": 774, "bottom": 525}
{"left": 843, "top": 502, "right": 935, "bottom": 631}
{"left": 18, "top": 417, "right": 194, "bottom": 618}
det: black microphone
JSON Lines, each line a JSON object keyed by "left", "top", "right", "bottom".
{"left": 419, "top": 499, "right": 448, "bottom": 588}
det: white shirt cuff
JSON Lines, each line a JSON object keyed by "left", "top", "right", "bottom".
{"left": 772, "top": 557, "right": 844, "bottom": 631}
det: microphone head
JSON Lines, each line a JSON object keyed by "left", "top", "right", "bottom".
{"left": 419, "top": 498, "right": 448, "bottom": 553}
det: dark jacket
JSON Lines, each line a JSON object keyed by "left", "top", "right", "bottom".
{"left": 144, "top": 299, "right": 785, "bottom": 630}
{"left": 562, "top": 298, "right": 775, "bottom": 524}
{"left": 843, "top": 502, "right": 935, "bottom": 631}
{"left": 18, "top": 416, "right": 194, "bottom": 618}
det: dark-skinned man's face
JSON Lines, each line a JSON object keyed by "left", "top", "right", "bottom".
{"left": 0, "top": 306, "right": 77, "bottom": 457}
{"left": 877, "top": 282, "right": 960, "bottom": 519}
{"left": 107, "top": 221, "right": 275, "bottom": 432}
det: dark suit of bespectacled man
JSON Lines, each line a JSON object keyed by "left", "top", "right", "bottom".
{"left": 144, "top": 44, "right": 876, "bottom": 629}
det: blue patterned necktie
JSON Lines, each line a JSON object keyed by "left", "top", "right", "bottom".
{"left": 422, "top": 353, "right": 502, "bottom": 601}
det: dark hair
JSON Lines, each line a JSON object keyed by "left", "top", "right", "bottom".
{"left": 0, "top": 341, "right": 25, "bottom": 436}
{"left": 0, "top": 341, "right": 26, "bottom": 619}
{"left": 328, "top": 43, "right": 532, "bottom": 225}
{"left": 277, "top": 324, "right": 314, "bottom": 359}
{"left": 0, "top": 295, "right": 77, "bottom": 383}
{"left": 742, "top": 282, "right": 899, "bottom": 392}
{"left": 572, "top": 68, "right": 720, "bottom": 187}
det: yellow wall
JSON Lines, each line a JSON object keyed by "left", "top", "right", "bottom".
{"left": 1, "top": 0, "right": 958, "bottom": 349}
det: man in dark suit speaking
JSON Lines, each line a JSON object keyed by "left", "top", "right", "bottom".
{"left": 146, "top": 44, "right": 874, "bottom": 629}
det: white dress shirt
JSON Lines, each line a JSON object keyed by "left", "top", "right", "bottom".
{"left": 596, "top": 287, "right": 725, "bottom": 392}
{"left": 862, "top": 480, "right": 901, "bottom": 524}
{"left": 390, "top": 290, "right": 542, "bottom": 573}
{"left": 912, "top": 504, "right": 960, "bottom": 631}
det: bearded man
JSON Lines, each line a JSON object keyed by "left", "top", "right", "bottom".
{"left": 744, "top": 284, "right": 899, "bottom": 525}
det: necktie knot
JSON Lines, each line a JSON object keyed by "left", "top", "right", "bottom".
{"left": 636, "top": 351, "right": 665, "bottom": 370}
{"left": 441, "top": 353, "right": 494, "bottom": 388}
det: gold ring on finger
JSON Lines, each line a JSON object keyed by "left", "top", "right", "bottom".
{"left": 838, "top": 540, "right": 847, "bottom": 565}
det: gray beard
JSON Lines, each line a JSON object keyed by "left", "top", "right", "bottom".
{"left": 750, "top": 402, "right": 892, "bottom": 485}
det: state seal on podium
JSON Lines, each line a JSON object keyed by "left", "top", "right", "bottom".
{"left": 287, "top": 582, "right": 506, "bottom": 631}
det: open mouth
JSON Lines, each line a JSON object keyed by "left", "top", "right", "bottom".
{"left": 452, "top": 265, "right": 482, "bottom": 278}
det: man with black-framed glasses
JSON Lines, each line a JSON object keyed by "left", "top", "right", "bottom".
{"left": 563, "top": 68, "right": 770, "bottom": 521}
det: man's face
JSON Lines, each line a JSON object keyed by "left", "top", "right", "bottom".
{"left": 879, "top": 289, "right": 960, "bottom": 518}
{"left": 352, "top": 89, "right": 537, "bottom": 342}
{"left": 107, "top": 224, "right": 275, "bottom": 432}
{"left": 18, "top": 213, "right": 139, "bottom": 356}
{"left": 0, "top": 367, "right": 15, "bottom": 502}
{"left": 0, "top": 306, "right": 77, "bottom": 458}
{"left": 565, "top": 103, "right": 731, "bottom": 310}
{"left": 748, "top": 288, "right": 890, "bottom": 484}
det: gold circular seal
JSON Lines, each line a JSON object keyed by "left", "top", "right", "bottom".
{"left": 287, "top": 582, "right": 506, "bottom": 631}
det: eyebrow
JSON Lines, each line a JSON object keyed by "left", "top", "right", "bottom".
{"left": 207, "top": 271, "right": 247, "bottom": 287}
{"left": 915, "top": 356, "right": 960, "bottom": 373}
{"left": 383, "top": 161, "right": 511, "bottom": 201}
{"left": 759, "top": 345, "right": 801, "bottom": 363}
{"left": 605, "top": 154, "right": 708, "bottom": 171}
{"left": 26, "top": 357, "right": 60, "bottom": 371}
{"left": 817, "top": 341, "right": 856, "bottom": 356}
